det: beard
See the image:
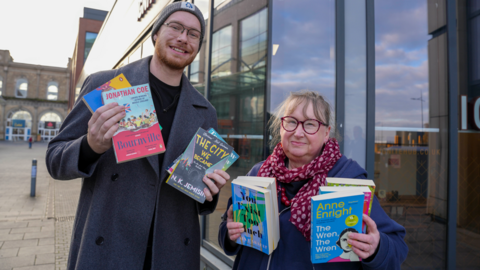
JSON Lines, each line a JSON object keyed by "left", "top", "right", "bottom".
{"left": 156, "top": 41, "right": 196, "bottom": 71}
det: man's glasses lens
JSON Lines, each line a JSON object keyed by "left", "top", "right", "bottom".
{"left": 166, "top": 22, "right": 201, "bottom": 39}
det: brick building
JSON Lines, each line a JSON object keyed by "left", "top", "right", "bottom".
{"left": 68, "top": 8, "right": 108, "bottom": 110}
{"left": 0, "top": 49, "right": 69, "bottom": 141}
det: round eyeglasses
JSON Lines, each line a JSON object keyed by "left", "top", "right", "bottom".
{"left": 281, "top": 116, "right": 325, "bottom": 135}
{"left": 163, "top": 22, "right": 202, "bottom": 40}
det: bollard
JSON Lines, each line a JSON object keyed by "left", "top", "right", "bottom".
{"left": 31, "top": 159, "right": 37, "bottom": 197}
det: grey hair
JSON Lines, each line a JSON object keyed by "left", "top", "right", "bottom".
{"left": 268, "top": 90, "right": 337, "bottom": 149}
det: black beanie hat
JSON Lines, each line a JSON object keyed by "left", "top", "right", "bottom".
{"left": 151, "top": 2, "right": 205, "bottom": 52}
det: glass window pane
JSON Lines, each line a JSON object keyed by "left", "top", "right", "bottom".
{"left": 205, "top": 3, "right": 268, "bottom": 254}
{"left": 0, "top": 76, "right": 3, "bottom": 96}
{"left": 85, "top": 32, "right": 98, "bottom": 61}
{"left": 47, "top": 82, "right": 58, "bottom": 101}
{"left": 374, "top": 1, "right": 447, "bottom": 268}
{"left": 239, "top": 9, "right": 268, "bottom": 73}
{"left": 40, "top": 112, "right": 61, "bottom": 122}
{"left": 470, "top": 15, "right": 480, "bottom": 82}
{"left": 343, "top": 0, "right": 367, "bottom": 169}
{"left": 143, "top": 38, "right": 155, "bottom": 57}
{"left": 211, "top": 26, "right": 232, "bottom": 78}
{"left": 16, "top": 79, "right": 28, "bottom": 98}
{"left": 270, "top": 0, "right": 335, "bottom": 123}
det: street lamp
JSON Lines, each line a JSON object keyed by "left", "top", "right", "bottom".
{"left": 411, "top": 90, "right": 425, "bottom": 130}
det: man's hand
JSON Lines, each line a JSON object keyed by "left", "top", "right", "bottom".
{"left": 87, "top": 103, "right": 125, "bottom": 154}
{"left": 226, "top": 205, "right": 244, "bottom": 241}
{"left": 202, "top": 170, "right": 230, "bottom": 202}
{"left": 347, "top": 214, "right": 381, "bottom": 260}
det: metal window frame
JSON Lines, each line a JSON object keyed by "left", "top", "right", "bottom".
{"left": 365, "top": 0, "right": 375, "bottom": 181}
{"left": 335, "top": 0, "right": 345, "bottom": 153}
{"left": 446, "top": 0, "right": 458, "bottom": 269}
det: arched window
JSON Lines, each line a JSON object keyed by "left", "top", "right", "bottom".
{"left": 40, "top": 112, "right": 61, "bottom": 122}
{"left": 15, "top": 78, "right": 28, "bottom": 98}
{"left": 8, "top": 110, "right": 33, "bottom": 128}
{"left": 0, "top": 75, "right": 3, "bottom": 96}
{"left": 47, "top": 82, "right": 59, "bottom": 100}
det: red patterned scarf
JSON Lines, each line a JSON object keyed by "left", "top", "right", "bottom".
{"left": 257, "top": 138, "right": 342, "bottom": 241}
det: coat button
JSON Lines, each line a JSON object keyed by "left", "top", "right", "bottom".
{"left": 184, "top": 238, "right": 190, "bottom": 246}
{"left": 111, "top": 173, "right": 119, "bottom": 181}
{"left": 96, "top": 237, "right": 104, "bottom": 245}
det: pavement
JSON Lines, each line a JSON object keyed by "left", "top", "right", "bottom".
{"left": 0, "top": 141, "right": 81, "bottom": 270}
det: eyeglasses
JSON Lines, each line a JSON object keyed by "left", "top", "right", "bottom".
{"left": 163, "top": 22, "right": 202, "bottom": 40}
{"left": 281, "top": 116, "right": 325, "bottom": 135}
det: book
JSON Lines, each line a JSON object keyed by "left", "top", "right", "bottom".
{"left": 319, "top": 186, "right": 372, "bottom": 233}
{"left": 310, "top": 190, "right": 365, "bottom": 264}
{"left": 325, "top": 178, "right": 376, "bottom": 217}
{"left": 231, "top": 176, "right": 280, "bottom": 246}
{"left": 166, "top": 128, "right": 239, "bottom": 174}
{"left": 83, "top": 73, "right": 131, "bottom": 113}
{"left": 101, "top": 83, "right": 165, "bottom": 163}
{"left": 231, "top": 177, "right": 279, "bottom": 255}
{"left": 165, "top": 128, "right": 234, "bottom": 203}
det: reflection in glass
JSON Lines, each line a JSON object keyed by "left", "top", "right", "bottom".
{"left": 16, "top": 79, "right": 28, "bottom": 98}
{"left": 270, "top": 0, "right": 335, "bottom": 120}
{"left": 0, "top": 76, "right": 3, "bottom": 96}
{"left": 205, "top": 1, "right": 268, "bottom": 253}
{"left": 374, "top": 1, "right": 446, "bottom": 268}
{"left": 211, "top": 26, "right": 232, "bottom": 78}
{"left": 190, "top": 54, "right": 200, "bottom": 84}
{"left": 457, "top": 1, "right": 480, "bottom": 268}
{"left": 239, "top": 9, "right": 267, "bottom": 72}
{"left": 41, "top": 112, "right": 61, "bottom": 122}
{"left": 85, "top": 32, "right": 98, "bottom": 61}
{"left": 470, "top": 15, "right": 480, "bottom": 82}
{"left": 343, "top": 0, "right": 366, "bottom": 168}
{"left": 47, "top": 82, "right": 58, "bottom": 101}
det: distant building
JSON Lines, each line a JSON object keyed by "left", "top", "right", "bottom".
{"left": 68, "top": 7, "right": 108, "bottom": 110}
{"left": 0, "top": 50, "right": 69, "bottom": 141}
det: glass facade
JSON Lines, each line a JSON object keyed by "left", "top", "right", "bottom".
{"left": 374, "top": 1, "right": 448, "bottom": 268}
{"left": 76, "top": 0, "right": 480, "bottom": 268}
{"left": 204, "top": 0, "right": 268, "bottom": 252}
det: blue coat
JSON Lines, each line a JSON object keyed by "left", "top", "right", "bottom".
{"left": 218, "top": 156, "right": 408, "bottom": 269}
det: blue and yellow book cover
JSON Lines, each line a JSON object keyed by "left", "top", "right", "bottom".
{"left": 232, "top": 183, "right": 273, "bottom": 254}
{"left": 310, "top": 190, "right": 365, "bottom": 264}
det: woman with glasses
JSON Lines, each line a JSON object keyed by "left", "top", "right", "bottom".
{"left": 218, "top": 91, "right": 408, "bottom": 269}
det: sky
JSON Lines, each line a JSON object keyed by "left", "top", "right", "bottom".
{"left": 0, "top": 0, "right": 116, "bottom": 68}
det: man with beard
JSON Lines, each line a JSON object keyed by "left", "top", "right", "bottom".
{"left": 46, "top": 2, "right": 229, "bottom": 269}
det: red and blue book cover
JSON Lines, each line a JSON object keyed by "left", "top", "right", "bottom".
{"left": 101, "top": 84, "right": 165, "bottom": 163}
{"left": 82, "top": 73, "right": 131, "bottom": 113}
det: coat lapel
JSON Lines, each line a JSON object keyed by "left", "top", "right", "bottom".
{"left": 123, "top": 57, "right": 207, "bottom": 180}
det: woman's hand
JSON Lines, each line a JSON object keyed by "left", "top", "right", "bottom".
{"left": 226, "top": 205, "right": 244, "bottom": 241}
{"left": 347, "top": 214, "right": 381, "bottom": 260}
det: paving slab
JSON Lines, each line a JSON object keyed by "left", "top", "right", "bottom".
{"left": 1, "top": 240, "right": 38, "bottom": 250}
{"left": 34, "top": 254, "right": 54, "bottom": 265}
{"left": 18, "top": 246, "right": 54, "bottom": 257}
{"left": 0, "top": 248, "right": 18, "bottom": 259}
{"left": 12, "top": 265, "right": 55, "bottom": 270}
{"left": 0, "top": 255, "right": 35, "bottom": 270}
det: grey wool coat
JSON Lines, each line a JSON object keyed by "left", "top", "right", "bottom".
{"left": 46, "top": 56, "right": 219, "bottom": 270}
